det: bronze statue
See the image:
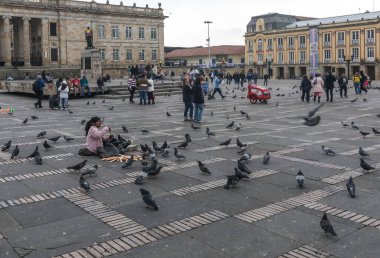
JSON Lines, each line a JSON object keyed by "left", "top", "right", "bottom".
{"left": 85, "top": 26, "right": 94, "bottom": 49}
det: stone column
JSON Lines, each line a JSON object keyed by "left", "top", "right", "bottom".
{"left": 41, "top": 17, "right": 49, "bottom": 66}
{"left": 2, "top": 16, "right": 12, "bottom": 66}
{"left": 23, "top": 17, "right": 31, "bottom": 66}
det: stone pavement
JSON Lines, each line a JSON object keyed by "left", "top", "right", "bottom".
{"left": 0, "top": 79, "right": 380, "bottom": 258}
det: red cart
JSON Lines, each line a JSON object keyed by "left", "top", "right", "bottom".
{"left": 247, "top": 84, "right": 271, "bottom": 104}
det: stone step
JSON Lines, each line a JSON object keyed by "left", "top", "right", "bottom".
{"left": 96, "top": 90, "right": 182, "bottom": 99}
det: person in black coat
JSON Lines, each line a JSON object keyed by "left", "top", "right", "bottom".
{"left": 300, "top": 75, "right": 312, "bottom": 103}
{"left": 324, "top": 71, "right": 336, "bottom": 102}
{"left": 192, "top": 75, "right": 205, "bottom": 123}
{"left": 182, "top": 77, "right": 194, "bottom": 121}
{"left": 338, "top": 74, "right": 348, "bottom": 98}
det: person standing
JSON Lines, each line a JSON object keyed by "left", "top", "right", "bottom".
{"left": 239, "top": 71, "right": 245, "bottom": 87}
{"left": 58, "top": 80, "right": 69, "bottom": 110}
{"left": 300, "top": 75, "right": 312, "bottom": 103}
{"left": 136, "top": 73, "right": 149, "bottom": 105}
{"left": 182, "top": 76, "right": 194, "bottom": 121}
{"left": 360, "top": 70, "right": 368, "bottom": 94}
{"left": 338, "top": 74, "right": 348, "bottom": 98}
{"left": 263, "top": 74, "right": 269, "bottom": 86}
{"left": 34, "top": 74, "right": 45, "bottom": 108}
{"left": 95, "top": 77, "right": 105, "bottom": 95}
{"left": 211, "top": 74, "right": 226, "bottom": 99}
{"left": 311, "top": 73, "right": 324, "bottom": 103}
{"left": 353, "top": 72, "right": 361, "bottom": 95}
{"left": 324, "top": 71, "right": 336, "bottom": 102}
{"left": 193, "top": 75, "right": 205, "bottom": 123}
{"left": 147, "top": 74, "right": 155, "bottom": 104}
{"left": 128, "top": 75, "right": 136, "bottom": 103}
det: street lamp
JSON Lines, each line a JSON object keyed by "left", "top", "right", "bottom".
{"left": 266, "top": 58, "right": 272, "bottom": 77}
{"left": 204, "top": 21, "right": 213, "bottom": 67}
{"left": 344, "top": 55, "right": 353, "bottom": 80}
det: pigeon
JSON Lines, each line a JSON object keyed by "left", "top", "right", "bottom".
{"left": 140, "top": 144, "right": 149, "bottom": 152}
{"left": 219, "top": 138, "right": 232, "bottom": 148}
{"left": 43, "top": 140, "right": 53, "bottom": 151}
{"left": 363, "top": 98, "right": 367, "bottom": 102}
{"left": 197, "top": 161, "right": 211, "bottom": 174}
{"left": 68, "top": 109, "right": 73, "bottom": 114}
{"left": 162, "top": 146, "right": 170, "bottom": 157}
{"left": 276, "top": 102, "right": 279, "bottom": 107}
{"left": 360, "top": 131, "right": 370, "bottom": 137}
{"left": 174, "top": 147, "right": 186, "bottom": 160}
{"left": 303, "top": 115, "right": 321, "bottom": 126}
{"left": 166, "top": 111, "right": 172, "bottom": 116}
{"left": 351, "top": 121, "right": 359, "bottom": 130}
{"left": 191, "top": 124, "right": 201, "bottom": 130}
{"left": 152, "top": 141, "right": 163, "bottom": 152}
{"left": 234, "top": 167, "right": 249, "bottom": 180}
{"left": 320, "top": 213, "right": 337, "bottom": 236}
{"left": 296, "top": 170, "right": 305, "bottom": 188}
{"left": 118, "top": 134, "right": 128, "bottom": 143}
{"left": 122, "top": 97, "right": 126, "bottom": 101}
{"left": 240, "top": 110, "right": 246, "bottom": 115}
{"left": 147, "top": 166, "right": 162, "bottom": 177}
{"left": 109, "top": 106, "right": 114, "bottom": 111}
{"left": 141, "top": 129, "right": 149, "bottom": 134}
{"left": 135, "top": 176, "right": 144, "bottom": 185}
{"left": 81, "top": 119, "right": 86, "bottom": 125}
{"left": 36, "top": 131, "right": 47, "bottom": 138}
{"left": 237, "top": 160, "right": 251, "bottom": 174}
{"left": 234, "top": 106, "right": 236, "bottom": 111}
{"left": 10, "top": 145, "right": 19, "bottom": 159}
{"left": 81, "top": 165, "right": 98, "bottom": 177}
{"left": 359, "top": 147, "right": 369, "bottom": 157}
{"left": 160, "top": 141, "right": 168, "bottom": 150}
{"left": 122, "top": 125, "right": 129, "bottom": 133}
{"left": 185, "top": 134, "right": 192, "bottom": 143}
{"left": 178, "top": 141, "right": 188, "bottom": 148}
{"left": 210, "top": 111, "right": 214, "bottom": 117}
{"left": 237, "top": 147, "right": 247, "bottom": 154}
{"left": 224, "top": 175, "right": 240, "bottom": 189}
{"left": 79, "top": 176, "right": 91, "bottom": 192}
{"left": 236, "top": 138, "right": 247, "bottom": 148}
{"left": 122, "top": 154, "right": 134, "bottom": 168}
{"left": 139, "top": 188, "right": 158, "bottom": 210}
{"left": 92, "top": 101, "right": 96, "bottom": 105}
{"left": 306, "top": 103, "right": 324, "bottom": 119}
{"left": 350, "top": 97, "right": 358, "bottom": 103}
{"left": 31, "top": 115, "right": 39, "bottom": 120}
{"left": 321, "top": 145, "right": 335, "bottom": 155}
{"left": 239, "top": 153, "right": 251, "bottom": 162}
{"left": 48, "top": 136, "right": 61, "bottom": 143}
{"left": 341, "top": 121, "right": 349, "bottom": 127}
{"left": 236, "top": 123, "right": 242, "bottom": 131}
{"left": 67, "top": 160, "right": 88, "bottom": 171}
{"left": 1, "top": 140, "right": 12, "bottom": 152}
{"left": 26, "top": 146, "right": 39, "bottom": 159}
{"left": 346, "top": 176, "right": 355, "bottom": 198}
{"left": 206, "top": 127, "right": 216, "bottom": 136}
{"left": 34, "top": 154, "right": 42, "bottom": 165}
{"left": 372, "top": 127, "right": 380, "bottom": 135}
{"left": 226, "top": 121, "right": 234, "bottom": 129}
{"left": 232, "top": 95, "right": 237, "bottom": 98}
{"left": 86, "top": 101, "right": 89, "bottom": 105}
{"left": 63, "top": 135, "right": 74, "bottom": 142}
{"left": 102, "top": 99, "right": 106, "bottom": 103}
{"left": 360, "top": 158, "right": 375, "bottom": 172}
{"left": 21, "top": 118, "right": 28, "bottom": 125}
{"left": 245, "top": 113, "right": 250, "bottom": 119}
{"left": 142, "top": 159, "right": 158, "bottom": 172}
{"left": 263, "top": 152, "right": 270, "bottom": 164}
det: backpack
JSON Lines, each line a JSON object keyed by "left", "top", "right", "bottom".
{"left": 32, "top": 80, "right": 39, "bottom": 93}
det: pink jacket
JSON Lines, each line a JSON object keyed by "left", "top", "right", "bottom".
{"left": 86, "top": 126, "right": 109, "bottom": 153}
{"left": 312, "top": 77, "right": 325, "bottom": 93}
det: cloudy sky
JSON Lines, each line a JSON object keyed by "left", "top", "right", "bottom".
{"left": 81, "top": 0, "right": 377, "bottom": 47}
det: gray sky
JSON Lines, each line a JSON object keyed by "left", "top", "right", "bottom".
{"left": 81, "top": 0, "right": 377, "bottom": 47}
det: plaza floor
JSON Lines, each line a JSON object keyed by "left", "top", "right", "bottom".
{"left": 0, "top": 79, "right": 379, "bottom": 258}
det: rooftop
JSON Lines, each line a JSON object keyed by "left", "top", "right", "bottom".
{"left": 165, "top": 45, "right": 245, "bottom": 58}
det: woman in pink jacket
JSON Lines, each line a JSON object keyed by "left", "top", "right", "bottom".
{"left": 311, "top": 73, "right": 324, "bottom": 103}
{"left": 84, "top": 117, "right": 110, "bottom": 154}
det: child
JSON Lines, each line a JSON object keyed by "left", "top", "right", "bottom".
{"left": 58, "top": 81, "right": 69, "bottom": 110}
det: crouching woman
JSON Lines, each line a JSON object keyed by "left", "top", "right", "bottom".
{"left": 79, "top": 117, "right": 111, "bottom": 157}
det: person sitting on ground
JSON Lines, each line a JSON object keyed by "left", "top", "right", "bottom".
{"left": 81, "top": 117, "right": 111, "bottom": 157}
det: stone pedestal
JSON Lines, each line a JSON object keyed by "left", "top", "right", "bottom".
{"left": 80, "top": 49, "right": 102, "bottom": 82}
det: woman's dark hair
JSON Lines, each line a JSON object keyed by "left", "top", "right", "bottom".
{"left": 194, "top": 75, "right": 204, "bottom": 85}
{"left": 85, "top": 116, "right": 101, "bottom": 136}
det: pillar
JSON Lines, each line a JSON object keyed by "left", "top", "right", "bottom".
{"left": 41, "top": 17, "right": 49, "bottom": 65}
{"left": 2, "top": 16, "right": 12, "bottom": 66}
{"left": 23, "top": 17, "right": 31, "bottom": 66}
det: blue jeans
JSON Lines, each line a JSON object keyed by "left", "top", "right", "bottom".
{"left": 81, "top": 86, "right": 91, "bottom": 96}
{"left": 139, "top": 91, "right": 147, "bottom": 104}
{"left": 194, "top": 103, "right": 204, "bottom": 122}
{"left": 184, "top": 101, "right": 194, "bottom": 118}
{"left": 354, "top": 82, "right": 361, "bottom": 94}
{"left": 60, "top": 98, "right": 68, "bottom": 108}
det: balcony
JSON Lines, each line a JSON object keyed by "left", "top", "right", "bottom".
{"left": 366, "top": 57, "right": 375, "bottom": 63}
{"left": 267, "top": 46, "right": 273, "bottom": 51}
{"left": 337, "top": 40, "right": 344, "bottom": 46}
{"left": 248, "top": 47, "right": 253, "bottom": 53}
{"left": 299, "top": 43, "right": 306, "bottom": 49}
{"left": 257, "top": 47, "right": 263, "bottom": 52}
{"left": 299, "top": 59, "right": 306, "bottom": 64}
{"left": 288, "top": 60, "right": 295, "bottom": 64}
{"left": 278, "top": 45, "right": 283, "bottom": 50}
{"left": 323, "top": 59, "right": 331, "bottom": 63}
{"left": 277, "top": 60, "right": 284, "bottom": 64}
{"left": 366, "top": 38, "right": 375, "bottom": 44}
{"left": 337, "top": 58, "right": 344, "bottom": 63}
{"left": 257, "top": 61, "right": 263, "bottom": 65}
{"left": 352, "top": 58, "right": 360, "bottom": 63}
{"left": 288, "top": 45, "right": 294, "bottom": 50}
{"left": 323, "top": 41, "right": 331, "bottom": 47}
{"left": 351, "top": 39, "right": 359, "bottom": 45}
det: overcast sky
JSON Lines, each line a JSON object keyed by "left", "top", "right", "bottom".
{"left": 81, "top": 0, "right": 377, "bottom": 47}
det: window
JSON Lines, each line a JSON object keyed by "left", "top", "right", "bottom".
{"left": 324, "top": 49, "right": 331, "bottom": 62}
{"left": 277, "top": 38, "right": 283, "bottom": 49}
{"left": 112, "top": 49, "right": 119, "bottom": 61}
{"left": 125, "top": 26, "right": 132, "bottom": 39}
{"left": 240, "top": 58, "right": 245, "bottom": 64}
{"left": 367, "top": 47, "right": 374, "bottom": 58}
{"left": 352, "top": 48, "right": 359, "bottom": 60}
{"left": 199, "top": 59, "right": 203, "bottom": 64}
{"left": 50, "top": 23, "right": 57, "bottom": 36}
{"left": 150, "top": 28, "right": 157, "bottom": 40}
{"left": 288, "top": 51, "right": 294, "bottom": 63}
{"left": 287, "top": 37, "right": 294, "bottom": 48}
{"left": 277, "top": 52, "right": 283, "bottom": 64}
{"left": 50, "top": 48, "right": 58, "bottom": 61}
{"left": 228, "top": 58, "right": 233, "bottom": 63}
{"left": 98, "top": 25, "right": 105, "bottom": 38}
{"left": 366, "top": 29, "right": 375, "bottom": 43}
{"left": 99, "top": 49, "right": 105, "bottom": 61}
{"left": 267, "top": 38, "right": 273, "bottom": 50}
{"left": 139, "top": 49, "right": 145, "bottom": 60}
{"left": 126, "top": 49, "right": 132, "bottom": 61}
{"left": 151, "top": 49, "right": 157, "bottom": 61}
{"left": 299, "top": 35, "right": 306, "bottom": 48}
{"left": 258, "top": 38, "right": 263, "bottom": 51}
{"left": 337, "top": 49, "right": 344, "bottom": 63}
{"left": 351, "top": 31, "right": 359, "bottom": 44}
{"left": 248, "top": 55, "right": 253, "bottom": 65}
{"left": 212, "top": 59, "right": 216, "bottom": 64}
{"left": 111, "top": 26, "right": 119, "bottom": 38}
{"left": 248, "top": 40, "right": 253, "bottom": 48}
{"left": 139, "top": 27, "right": 145, "bottom": 39}
{"left": 323, "top": 33, "right": 331, "bottom": 46}
{"left": 337, "top": 32, "right": 345, "bottom": 45}
{"left": 299, "top": 51, "right": 306, "bottom": 63}
{"left": 266, "top": 54, "right": 273, "bottom": 61}
{"left": 258, "top": 54, "right": 263, "bottom": 62}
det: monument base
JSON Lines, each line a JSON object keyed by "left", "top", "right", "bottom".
{"left": 81, "top": 49, "right": 102, "bottom": 82}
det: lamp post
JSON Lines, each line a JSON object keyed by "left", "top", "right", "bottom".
{"left": 344, "top": 55, "right": 353, "bottom": 80}
{"left": 266, "top": 58, "right": 272, "bottom": 77}
{"left": 204, "top": 21, "right": 213, "bottom": 68}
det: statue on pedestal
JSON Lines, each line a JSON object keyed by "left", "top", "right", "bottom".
{"left": 85, "top": 26, "right": 94, "bottom": 49}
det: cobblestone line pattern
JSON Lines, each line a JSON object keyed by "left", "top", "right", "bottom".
{"left": 65, "top": 193, "right": 147, "bottom": 236}
{"left": 322, "top": 163, "right": 380, "bottom": 184}
{"left": 339, "top": 144, "right": 380, "bottom": 156}
{"left": 290, "top": 137, "right": 342, "bottom": 148}
{"left": 194, "top": 141, "right": 259, "bottom": 153}
{"left": 171, "top": 169, "right": 278, "bottom": 196}
{"left": 161, "top": 157, "right": 227, "bottom": 171}
{"left": 278, "top": 245, "right": 331, "bottom": 258}
{"left": 0, "top": 153, "right": 74, "bottom": 165}
{"left": 235, "top": 185, "right": 344, "bottom": 223}
{"left": 53, "top": 210, "right": 229, "bottom": 258}
{"left": 304, "top": 202, "right": 380, "bottom": 229}
{"left": 272, "top": 154, "right": 350, "bottom": 171}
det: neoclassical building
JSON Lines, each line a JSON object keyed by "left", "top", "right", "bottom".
{"left": 245, "top": 12, "right": 380, "bottom": 80}
{"left": 0, "top": 0, "right": 166, "bottom": 77}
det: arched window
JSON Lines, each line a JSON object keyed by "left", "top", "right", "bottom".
{"left": 258, "top": 38, "right": 263, "bottom": 51}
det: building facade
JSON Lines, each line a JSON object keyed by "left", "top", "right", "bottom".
{"left": 0, "top": 0, "right": 166, "bottom": 72}
{"left": 245, "top": 12, "right": 380, "bottom": 80}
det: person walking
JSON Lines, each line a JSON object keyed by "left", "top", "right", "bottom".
{"left": 182, "top": 76, "right": 194, "bottom": 121}
{"left": 311, "top": 73, "right": 324, "bottom": 103}
{"left": 193, "top": 75, "right": 205, "bottom": 123}
{"left": 34, "top": 74, "right": 45, "bottom": 108}
{"left": 128, "top": 75, "right": 136, "bottom": 103}
{"left": 211, "top": 74, "right": 226, "bottom": 99}
{"left": 300, "top": 75, "right": 312, "bottom": 103}
{"left": 324, "top": 71, "right": 336, "bottom": 102}
{"left": 353, "top": 72, "right": 361, "bottom": 95}
{"left": 338, "top": 74, "right": 348, "bottom": 98}
{"left": 58, "top": 80, "right": 69, "bottom": 110}
{"left": 263, "top": 74, "right": 269, "bottom": 86}
{"left": 360, "top": 70, "right": 368, "bottom": 94}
